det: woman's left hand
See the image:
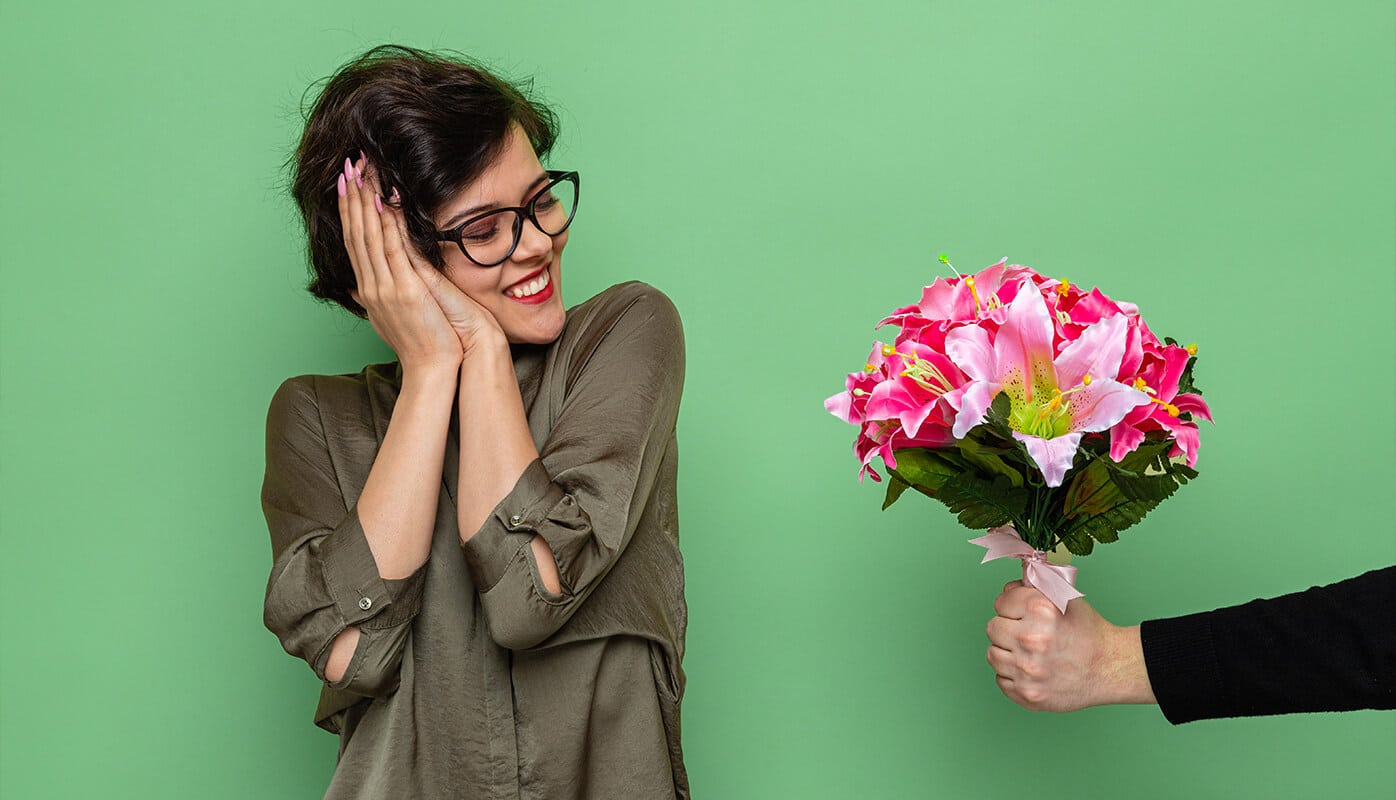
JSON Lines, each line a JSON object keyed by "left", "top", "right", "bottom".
{"left": 381, "top": 203, "right": 506, "bottom": 355}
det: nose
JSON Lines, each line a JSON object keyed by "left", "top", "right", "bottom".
{"left": 511, "top": 215, "right": 553, "bottom": 263}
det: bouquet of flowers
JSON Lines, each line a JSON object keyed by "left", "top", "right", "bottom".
{"left": 825, "top": 256, "right": 1211, "bottom": 611}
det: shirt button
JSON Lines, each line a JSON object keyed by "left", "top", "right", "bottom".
{"left": 509, "top": 514, "right": 523, "bottom": 527}
{"left": 358, "top": 596, "right": 372, "bottom": 611}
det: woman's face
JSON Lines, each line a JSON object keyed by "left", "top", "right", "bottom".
{"left": 433, "top": 124, "right": 569, "bottom": 345}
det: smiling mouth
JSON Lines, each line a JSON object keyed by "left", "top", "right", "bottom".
{"left": 504, "top": 266, "right": 554, "bottom": 303}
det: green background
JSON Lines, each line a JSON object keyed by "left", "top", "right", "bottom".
{"left": 2, "top": 1, "right": 1393, "bottom": 797}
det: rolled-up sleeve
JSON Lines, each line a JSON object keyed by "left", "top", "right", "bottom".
{"left": 461, "top": 284, "right": 684, "bottom": 650}
{"left": 262, "top": 376, "right": 425, "bottom": 697}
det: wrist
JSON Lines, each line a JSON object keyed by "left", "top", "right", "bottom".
{"left": 461, "top": 325, "right": 509, "bottom": 359}
{"left": 399, "top": 358, "right": 462, "bottom": 392}
{"left": 1101, "top": 624, "right": 1157, "bottom": 706}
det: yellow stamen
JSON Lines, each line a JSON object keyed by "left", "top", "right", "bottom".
{"left": 964, "top": 276, "right": 982, "bottom": 317}
{"left": 1146, "top": 396, "right": 1180, "bottom": 417}
{"left": 881, "top": 344, "right": 896, "bottom": 357}
{"left": 1056, "top": 279, "right": 1071, "bottom": 297}
{"left": 1186, "top": 343, "right": 1198, "bottom": 356}
{"left": 1036, "top": 376, "right": 1092, "bottom": 419}
{"left": 852, "top": 388, "right": 869, "bottom": 397}
{"left": 864, "top": 363, "right": 876, "bottom": 374}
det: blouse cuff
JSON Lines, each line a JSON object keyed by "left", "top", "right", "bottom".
{"left": 317, "top": 506, "right": 399, "bottom": 627}
{"left": 461, "top": 458, "right": 574, "bottom": 592}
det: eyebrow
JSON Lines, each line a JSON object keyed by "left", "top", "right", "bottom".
{"left": 440, "top": 173, "right": 551, "bottom": 229}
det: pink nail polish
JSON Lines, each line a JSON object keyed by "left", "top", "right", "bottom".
{"left": 374, "top": 193, "right": 383, "bottom": 213}
{"left": 390, "top": 187, "right": 401, "bottom": 202}
{"left": 355, "top": 167, "right": 363, "bottom": 188}
{"left": 337, "top": 174, "right": 347, "bottom": 197}
{"left": 343, "top": 157, "right": 354, "bottom": 178}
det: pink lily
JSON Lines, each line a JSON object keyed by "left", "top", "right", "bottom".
{"left": 945, "top": 281, "right": 1151, "bottom": 486}
{"left": 825, "top": 340, "right": 965, "bottom": 481}
{"left": 877, "top": 259, "right": 1037, "bottom": 345}
{"left": 1109, "top": 342, "right": 1213, "bottom": 465}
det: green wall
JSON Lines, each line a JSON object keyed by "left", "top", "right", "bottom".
{"left": 2, "top": 2, "right": 1393, "bottom": 797}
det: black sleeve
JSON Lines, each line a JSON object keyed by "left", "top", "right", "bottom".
{"left": 1140, "top": 566, "right": 1396, "bottom": 723}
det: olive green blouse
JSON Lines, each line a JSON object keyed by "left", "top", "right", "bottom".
{"left": 261, "top": 282, "right": 689, "bottom": 799}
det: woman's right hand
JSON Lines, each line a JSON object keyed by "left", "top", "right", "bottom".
{"left": 338, "top": 156, "right": 463, "bottom": 373}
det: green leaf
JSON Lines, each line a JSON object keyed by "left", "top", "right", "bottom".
{"left": 1057, "top": 441, "right": 1197, "bottom": 551}
{"left": 956, "top": 437, "right": 1025, "bottom": 488}
{"left": 935, "top": 472, "right": 1028, "bottom": 530}
{"left": 1059, "top": 526, "right": 1096, "bottom": 556}
{"left": 983, "top": 392, "right": 1015, "bottom": 439}
{"left": 882, "top": 473, "right": 911, "bottom": 510}
{"left": 886, "top": 448, "right": 960, "bottom": 493}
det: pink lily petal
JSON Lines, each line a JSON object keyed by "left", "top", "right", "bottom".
{"left": 1165, "top": 423, "right": 1201, "bottom": 467}
{"left": 1172, "top": 392, "right": 1212, "bottom": 421}
{"left": 1108, "top": 419, "right": 1149, "bottom": 461}
{"left": 1066, "top": 379, "right": 1152, "bottom": 433}
{"left": 866, "top": 381, "right": 934, "bottom": 439}
{"left": 824, "top": 391, "right": 855, "bottom": 423}
{"left": 1054, "top": 315, "right": 1130, "bottom": 388}
{"left": 945, "top": 324, "right": 996, "bottom": 382}
{"left": 1066, "top": 288, "right": 1127, "bottom": 328}
{"left": 1152, "top": 345, "right": 1191, "bottom": 403}
{"left": 1117, "top": 321, "right": 1145, "bottom": 379}
{"left": 952, "top": 382, "right": 999, "bottom": 439}
{"left": 1014, "top": 431, "right": 1083, "bottom": 487}
{"left": 995, "top": 282, "right": 1055, "bottom": 404}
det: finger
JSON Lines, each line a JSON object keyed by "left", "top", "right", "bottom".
{"left": 341, "top": 157, "right": 379, "bottom": 296}
{"left": 985, "top": 616, "right": 1015, "bottom": 650}
{"left": 1002, "top": 580, "right": 1026, "bottom": 593}
{"left": 994, "top": 586, "right": 1031, "bottom": 619}
{"left": 998, "top": 584, "right": 1048, "bottom": 620}
{"left": 986, "top": 644, "right": 1015, "bottom": 675}
{"left": 353, "top": 161, "right": 392, "bottom": 290}
{"left": 337, "top": 162, "right": 371, "bottom": 298}
{"left": 995, "top": 675, "right": 1018, "bottom": 700}
{"left": 379, "top": 194, "right": 423, "bottom": 283}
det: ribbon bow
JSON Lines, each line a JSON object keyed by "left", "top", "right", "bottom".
{"left": 969, "top": 526, "right": 1083, "bottom": 613}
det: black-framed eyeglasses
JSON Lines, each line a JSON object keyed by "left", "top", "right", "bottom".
{"left": 434, "top": 170, "right": 580, "bottom": 267}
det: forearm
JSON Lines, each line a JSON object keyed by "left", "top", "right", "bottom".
{"left": 456, "top": 339, "right": 561, "bottom": 593}
{"left": 356, "top": 363, "right": 458, "bottom": 578}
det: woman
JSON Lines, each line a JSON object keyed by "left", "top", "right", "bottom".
{"left": 262, "top": 45, "right": 688, "bottom": 798}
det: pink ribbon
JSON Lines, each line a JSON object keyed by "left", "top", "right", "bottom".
{"left": 969, "top": 526, "right": 1083, "bottom": 614}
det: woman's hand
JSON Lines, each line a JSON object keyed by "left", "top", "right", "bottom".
{"left": 338, "top": 157, "right": 497, "bottom": 371}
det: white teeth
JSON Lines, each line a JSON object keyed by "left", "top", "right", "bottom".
{"left": 508, "top": 270, "right": 550, "bottom": 298}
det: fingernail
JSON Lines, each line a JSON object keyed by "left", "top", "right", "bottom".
{"left": 343, "top": 157, "right": 354, "bottom": 180}
{"left": 389, "top": 187, "right": 401, "bottom": 202}
{"left": 374, "top": 193, "right": 383, "bottom": 213}
{"left": 337, "top": 174, "right": 347, "bottom": 197}
{"left": 355, "top": 167, "right": 363, "bottom": 188}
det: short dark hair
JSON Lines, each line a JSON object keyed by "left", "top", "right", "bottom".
{"left": 289, "top": 45, "right": 558, "bottom": 316}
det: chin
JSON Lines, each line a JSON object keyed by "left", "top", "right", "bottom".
{"left": 505, "top": 304, "right": 566, "bottom": 345}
